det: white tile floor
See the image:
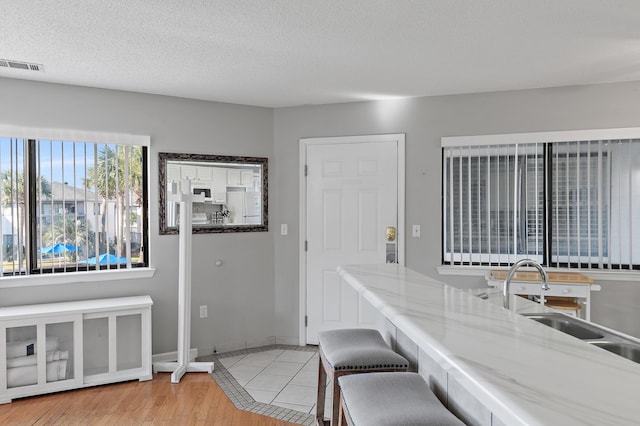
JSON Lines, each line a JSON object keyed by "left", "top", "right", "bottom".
{"left": 219, "top": 348, "right": 328, "bottom": 415}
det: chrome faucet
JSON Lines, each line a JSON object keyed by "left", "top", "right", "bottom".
{"left": 503, "top": 259, "right": 549, "bottom": 310}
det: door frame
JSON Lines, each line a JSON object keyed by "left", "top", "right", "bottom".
{"left": 298, "top": 134, "right": 406, "bottom": 345}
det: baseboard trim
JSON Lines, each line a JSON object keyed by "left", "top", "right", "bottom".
{"left": 275, "top": 336, "right": 301, "bottom": 346}
{"left": 152, "top": 348, "right": 198, "bottom": 363}
{"left": 151, "top": 338, "right": 307, "bottom": 363}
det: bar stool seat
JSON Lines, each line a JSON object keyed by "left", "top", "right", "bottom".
{"left": 338, "top": 372, "right": 465, "bottom": 426}
{"left": 317, "top": 328, "right": 409, "bottom": 426}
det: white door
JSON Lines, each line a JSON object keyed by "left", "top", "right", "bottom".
{"left": 302, "top": 134, "right": 404, "bottom": 345}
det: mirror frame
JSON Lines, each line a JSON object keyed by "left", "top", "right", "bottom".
{"left": 159, "top": 152, "right": 268, "bottom": 234}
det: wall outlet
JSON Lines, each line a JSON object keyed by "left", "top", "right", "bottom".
{"left": 199, "top": 305, "right": 208, "bottom": 318}
{"left": 412, "top": 225, "right": 421, "bottom": 237}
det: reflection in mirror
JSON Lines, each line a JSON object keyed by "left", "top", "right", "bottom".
{"left": 159, "top": 153, "right": 268, "bottom": 234}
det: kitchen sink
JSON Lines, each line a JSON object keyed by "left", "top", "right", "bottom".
{"left": 522, "top": 312, "right": 640, "bottom": 365}
{"left": 522, "top": 313, "right": 605, "bottom": 340}
{"left": 589, "top": 342, "right": 640, "bottom": 364}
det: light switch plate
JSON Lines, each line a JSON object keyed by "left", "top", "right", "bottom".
{"left": 412, "top": 225, "right": 421, "bottom": 237}
{"left": 281, "top": 224, "right": 288, "bottom": 236}
{"left": 199, "top": 305, "right": 208, "bottom": 318}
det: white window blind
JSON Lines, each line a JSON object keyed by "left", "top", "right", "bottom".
{"left": 0, "top": 137, "right": 26, "bottom": 274}
{"left": 550, "top": 141, "right": 608, "bottom": 267}
{"left": 443, "top": 143, "right": 544, "bottom": 265}
{"left": 442, "top": 130, "right": 640, "bottom": 270}
{"left": 608, "top": 139, "right": 640, "bottom": 268}
{"left": 0, "top": 130, "right": 148, "bottom": 277}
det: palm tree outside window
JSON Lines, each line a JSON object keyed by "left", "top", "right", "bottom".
{"left": 0, "top": 135, "right": 148, "bottom": 276}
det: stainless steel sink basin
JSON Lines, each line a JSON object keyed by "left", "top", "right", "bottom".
{"left": 589, "top": 342, "right": 640, "bottom": 363}
{"left": 522, "top": 313, "right": 605, "bottom": 340}
{"left": 522, "top": 312, "right": 640, "bottom": 365}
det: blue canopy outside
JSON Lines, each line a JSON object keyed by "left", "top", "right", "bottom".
{"left": 41, "top": 243, "right": 77, "bottom": 254}
{"left": 83, "top": 253, "right": 128, "bottom": 265}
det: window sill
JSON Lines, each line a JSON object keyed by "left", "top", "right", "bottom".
{"left": 437, "top": 265, "right": 640, "bottom": 282}
{"left": 0, "top": 267, "right": 156, "bottom": 289}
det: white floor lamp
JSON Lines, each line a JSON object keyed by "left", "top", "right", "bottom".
{"left": 153, "top": 178, "right": 214, "bottom": 383}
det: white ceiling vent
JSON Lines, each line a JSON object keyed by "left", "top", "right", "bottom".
{"left": 0, "top": 59, "right": 44, "bottom": 72}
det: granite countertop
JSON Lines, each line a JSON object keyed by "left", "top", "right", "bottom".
{"left": 337, "top": 264, "right": 640, "bottom": 426}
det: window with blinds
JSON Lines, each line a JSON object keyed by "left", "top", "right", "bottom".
{"left": 0, "top": 134, "right": 148, "bottom": 276}
{"left": 443, "top": 135, "right": 640, "bottom": 270}
{"left": 550, "top": 141, "right": 609, "bottom": 267}
{"left": 443, "top": 144, "right": 544, "bottom": 265}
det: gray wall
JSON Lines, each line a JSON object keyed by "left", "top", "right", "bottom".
{"left": 273, "top": 81, "right": 640, "bottom": 340}
{"left": 0, "top": 77, "right": 275, "bottom": 355}
{"left": 2, "top": 76, "right": 640, "bottom": 354}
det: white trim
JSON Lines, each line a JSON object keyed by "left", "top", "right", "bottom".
{"left": 275, "top": 336, "right": 302, "bottom": 346}
{"left": 298, "top": 143, "right": 307, "bottom": 347}
{"left": 0, "top": 267, "right": 156, "bottom": 288}
{"left": 0, "top": 124, "right": 150, "bottom": 146}
{"left": 152, "top": 348, "right": 198, "bottom": 364}
{"left": 299, "top": 133, "right": 406, "bottom": 346}
{"left": 442, "top": 127, "right": 640, "bottom": 148}
{"left": 436, "top": 265, "right": 640, "bottom": 282}
{"left": 443, "top": 253, "right": 544, "bottom": 264}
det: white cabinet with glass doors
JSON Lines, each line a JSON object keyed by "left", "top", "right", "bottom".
{"left": 0, "top": 295, "right": 152, "bottom": 403}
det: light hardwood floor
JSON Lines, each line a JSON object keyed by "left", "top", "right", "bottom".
{"left": 0, "top": 373, "right": 296, "bottom": 425}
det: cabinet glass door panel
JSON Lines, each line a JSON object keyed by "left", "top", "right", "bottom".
{"left": 116, "top": 314, "right": 142, "bottom": 371}
{"left": 6, "top": 325, "right": 37, "bottom": 388}
{"left": 83, "top": 318, "right": 109, "bottom": 376}
{"left": 45, "top": 322, "right": 74, "bottom": 383}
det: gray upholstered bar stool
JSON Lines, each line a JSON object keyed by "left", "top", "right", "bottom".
{"left": 316, "top": 328, "right": 409, "bottom": 426}
{"left": 337, "top": 372, "right": 465, "bottom": 426}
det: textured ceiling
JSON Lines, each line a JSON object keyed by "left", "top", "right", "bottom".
{"left": 2, "top": 1, "right": 640, "bottom": 107}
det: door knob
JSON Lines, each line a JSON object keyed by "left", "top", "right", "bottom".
{"left": 386, "top": 226, "right": 396, "bottom": 242}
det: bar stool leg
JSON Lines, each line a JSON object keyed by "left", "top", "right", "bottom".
{"left": 316, "top": 356, "right": 327, "bottom": 425}
{"left": 331, "top": 372, "right": 342, "bottom": 426}
{"left": 337, "top": 392, "right": 347, "bottom": 426}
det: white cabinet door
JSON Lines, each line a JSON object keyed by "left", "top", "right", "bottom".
{"left": 241, "top": 171, "right": 253, "bottom": 187}
{"left": 196, "top": 166, "right": 213, "bottom": 182}
{"left": 227, "top": 169, "right": 253, "bottom": 187}
{"left": 167, "top": 164, "right": 181, "bottom": 182}
{"left": 181, "top": 165, "right": 197, "bottom": 180}
{"left": 1, "top": 314, "right": 83, "bottom": 403}
{"left": 227, "top": 169, "right": 241, "bottom": 186}
{"left": 212, "top": 168, "right": 228, "bottom": 203}
{"left": 83, "top": 310, "right": 148, "bottom": 382}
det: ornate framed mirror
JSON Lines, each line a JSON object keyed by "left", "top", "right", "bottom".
{"left": 159, "top": 152, "right": 268, "bottom": 234}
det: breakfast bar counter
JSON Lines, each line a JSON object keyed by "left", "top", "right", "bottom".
{"left": 337, "top": 264, "right": 640, "bottom": 426}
